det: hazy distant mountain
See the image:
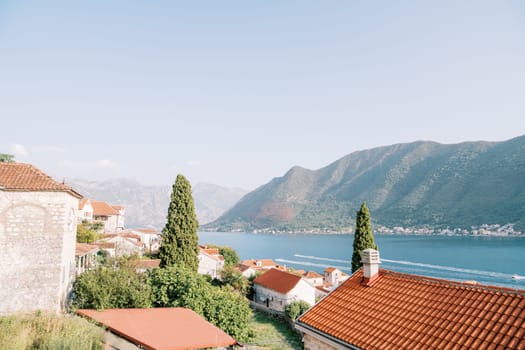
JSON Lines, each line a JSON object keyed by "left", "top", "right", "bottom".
{"left": 205, "top": 135, "right": 525, "bottom": 232}
{"left": 67, "top": 179, "right": 247, "bottom": 229}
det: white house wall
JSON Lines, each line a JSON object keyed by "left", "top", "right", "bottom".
{"left": 0, "top": 191, "right": 78, "bottom": 315}
{"left": 254, "top": 279, "right": 316, "bottom": 312}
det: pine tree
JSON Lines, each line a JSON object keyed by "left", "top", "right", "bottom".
{"left": 351, "top": 202, "right": 378, "bottom": 273}
{"left": 159, "top": 174, "right": 199, "bottom": 271}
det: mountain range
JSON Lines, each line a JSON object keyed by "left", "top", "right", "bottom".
{"left": 67, "top": 178, "right": 247, "bottom": 229}
{"left": 204, "top": 135, "right": 525, "bottom": 233}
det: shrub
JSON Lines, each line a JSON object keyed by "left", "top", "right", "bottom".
{"left": 72, "top": 267, "right": 152, "bottom": 310}
{"left": 285, "top": 300, "right": 311, "bottom": 320}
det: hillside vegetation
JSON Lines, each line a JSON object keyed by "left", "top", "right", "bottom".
{"left": 205, "top": 135, "right": 525, "bottom": 232}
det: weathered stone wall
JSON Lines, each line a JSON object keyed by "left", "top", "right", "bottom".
{"left": 0, "top": 190, "right": 78, "bottom": 315}
{"left": 303, "top": 333, "right": 341, "bottom": 350}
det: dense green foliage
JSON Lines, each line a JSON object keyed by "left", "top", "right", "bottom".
{"left": 72, "top": 267, "right": 152, "bottom": 310}
{"left": 76, "top": 220, "right": 104, "bottom": 243}
{"left": 0, "top": 153, "right": 14, "bottom": 163}
{"left": 351, "top": 202, "right": 378, "bottom": 272}
{"left": 206, "top": 136, "right": 525, "bottom": 232}
{"left": 219, "top": 265, "right": 250, "bottom": 295}
{"left": 285, "top": 300, "right": 311, "bottom": 320}
{"left": 148, "top": 266, "right": 253, "bottom": 342}
{"left": 0, "top": 312, "right": 103, "bottom": 350}
{"left": 206, "top": 244, "right": 240, "bottom": 266}
{"left": 159, "top": 174, "right": 199, "bottom": 271}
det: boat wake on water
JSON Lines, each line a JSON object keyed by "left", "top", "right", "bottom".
{"left": 285, "top": 254, "right": 524, "bottom": 282}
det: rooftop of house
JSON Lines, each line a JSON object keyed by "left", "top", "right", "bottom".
{"left": 241, "top": 258, "right": 279, "bottom": 269}
{"left": 91, "top": 200, "right": 119, "bottom": 216}
{"left": 254, "top": 268, "right": 304, "bottom": 294}
{"left": 297, "top": 269, "right": 525, "bottom": 350}
{"left": 0, "top": 162, "right": 81, "bottom": 198}
{"left": 75, "top": 243, "right": 99, "bottom": 257}
{"left": 324, "top": 267, "right": 338, "bottom": 273}
{"left": 304, "top": 271, "right": 323, "bottom": 279}
{"left": 129, "top": 259, "right": 161, "bottom": 270}
{"left": 76, "top": 307, "right": 238, "bottom": 350}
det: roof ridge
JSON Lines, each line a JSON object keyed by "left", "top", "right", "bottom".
{"left": 381, "top": 269, "right": 525, "bottom": 295}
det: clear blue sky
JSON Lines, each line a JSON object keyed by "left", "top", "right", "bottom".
{"left": 1, "top": 1, "right": 524, "bottom": 190}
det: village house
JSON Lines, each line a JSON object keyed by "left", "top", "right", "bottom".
{"left": 128, "top": 227, "right": 161, "bottom": 253}
{"left": 198, "top": 245, "right": 225, "bottom": 279}
{"left": 75, "top": 243, "right": 99, "bottom": 276}
{"left": 303, "top": 270, "right": 324, "bottom": 286}
{"left": 0, "top": 163, "right": 81, "bottom": 315}
{"left": 96, "top": 232, "right": 144, "bottom": 257}
{"left": 296, "top": 249, "right": 525, "bottom": 350}
{"left": 237, "top": 258, "right": 286, "bottom": 278}
{"left": 253, "top": 268, "right": 316, "bottom": 312}
{"left": 76, "top": 307, "right": 238, "bottom": 350}
{"left": 324, "top": 267, "right": 349, "bottom": 286}
{"left": 94, "top": 201, "right": 124, "bottom": 232}
{"left": 77, "top": 198, "right": 93, "bottom": 222}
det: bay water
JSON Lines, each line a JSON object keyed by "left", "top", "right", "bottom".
{"left": 199, "top": 231, "right": 525, "bottom": 290}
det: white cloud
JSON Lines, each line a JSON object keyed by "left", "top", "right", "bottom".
{"left": 187, "top": 160, "right": 201, "bottom": 166}
{"left": 10, "top": 143, "right": 28, "bottom": 157}
{"left": 95, "top": 159, "right": 118, "bottom": 169}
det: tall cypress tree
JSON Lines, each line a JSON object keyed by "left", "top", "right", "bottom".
{"left": 159, "top": 174, "right": 199, "bottom": 271}
{"left": 351, "top": 202, "right": 378, "bottom": 273}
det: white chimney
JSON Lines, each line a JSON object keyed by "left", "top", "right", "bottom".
{"left": 361, "top": 248, "right": 380, "bottom": 280}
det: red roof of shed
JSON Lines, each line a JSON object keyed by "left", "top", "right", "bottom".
{"left": 76, "top": 307, "right": 238, "bottom": 350}
{"left": 254, "top": 268, "right": 302, "bottom": 294}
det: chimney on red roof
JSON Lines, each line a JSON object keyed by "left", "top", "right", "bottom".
{"left": 361, "top": 248, "right": 380, "bottom": 285}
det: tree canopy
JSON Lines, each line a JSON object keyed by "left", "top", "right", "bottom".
{"left": 206, "top": 244, "right": 239, "bottom": 266}
{"left": 351, "top": 202, "right": 378, "bottom": 272}
{"left": 0, "top": 153, "right": 14, "bottom": 163}
{"left": 159, "top": 174, "right": 199, "bottom": 271}
{"left": 76, "top": 220, "right": 104, "bottom": 243}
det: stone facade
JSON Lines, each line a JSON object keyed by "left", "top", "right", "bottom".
{"left": 302, "top": 333, "right": 344, "bottom": 350}
{"left": 0, "top": 191, "right": 79, "bottom": 315}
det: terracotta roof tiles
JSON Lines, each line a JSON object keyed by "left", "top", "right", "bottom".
{"left": 254, "top": 268, "right": 302, "bottom": 294}
{"left": 91, "top": 200, "right": 119, "bottom": 216}
{"left": 75, "top": 243, "right": 99, "bottom": 256}
{"left": 77, "top": 307, "right": 237, "bottom": 350}
{"left": 0, "top": 163, "right": 81, "bottom": 197}
{"left": 297, "top": 269, "right": 525, "bottom": 350}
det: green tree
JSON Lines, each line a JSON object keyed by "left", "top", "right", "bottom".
{"left": 206, "top": 244, "right": 239, "bottom": 266}
{"left": 0, "top": 154, "right": 14, "bottom": 163}
{"left": 148, "top": 266, "right": 253, "bottom": 342}
{"left": 219, "top": 265, "right": 250, "bottom": 295}
{"left": 76, "top": 220, "right": 104, "bottom": 243}
{"left": 159, "top": 174, "right": 199, "bottom": 271}
{"left": 285, "top": 300, "right": 311, "bottom": 320}
{"left": 72, "top": 267, "right": 152, "bottom": 310}
{"left": 351, "top": 202, "right": 378, "bottom": 273}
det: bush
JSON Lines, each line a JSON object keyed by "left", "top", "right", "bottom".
{"left": 72, "top": 267, "right": 152, "bottom": 310}
{"left": 0, "top": 312, "right": 103, "bottom": 350}
{"left": 285, "top": 300, "right": 311, "bottom": 320}
{"left": 148, "top": 266, "right": 253, "bottom": 342}
{"left": 219, "top": 265, "right": 250, "bottom": 296}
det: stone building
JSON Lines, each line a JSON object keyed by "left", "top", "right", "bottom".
{"left": 0, "top": 163, "right": 81, "bottom": 315}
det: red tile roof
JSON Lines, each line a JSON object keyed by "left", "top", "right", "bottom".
{"left": 130, "top": 259, "right": 160, "bottom": 269}
{"left": 78, "top": 198, "right": 90, "bottom": 210}
{"left": 254, "top": 268, "right": 303, "bottom": 294}
{"left": 0, "top": 163, "right": 81, "bottom": 197}
{"left": 297, "top": 269, "right": 525, "bottom": 350}
{"left": 241, "top": 259, "right": 278, "bottom": 269}
{"left": 77, "top": 308, "right": 238, "bottom": 350}
{"left": 75, "top": 243, "right": 99, "bottom": 257}
{"left": 324, "top": 267, "right": 337, "bottom": 273}
{"left": 92, "top": 200, "right": 119, "bottom": 216}
{"left": 304, "top": 271, "right": 323, "bottom": 279}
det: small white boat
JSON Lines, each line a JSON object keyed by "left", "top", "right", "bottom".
{"left": 511, "top": 274, "right": 523, "bottom": 280}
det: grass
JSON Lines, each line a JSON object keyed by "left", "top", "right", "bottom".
{"left": 247, "top": 311, "right": 303, "bottom": 350}
{"left": 0, "top": 312, "right": 103, "bottom": 350}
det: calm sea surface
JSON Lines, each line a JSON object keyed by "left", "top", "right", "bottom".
{"left": 199, "top": 232, "right": 525, "bottom": 289}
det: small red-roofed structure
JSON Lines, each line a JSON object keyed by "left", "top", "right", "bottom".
{"left": 77, "top": 307, "right": 238, "bottom": 350}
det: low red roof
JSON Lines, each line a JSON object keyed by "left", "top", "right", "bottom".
{"left": 304, "top": 271, "right": 323, "bottom": 279}
{"left": 76, "top": 308, "right": 237, "bottom": 350}
{"left": 297, "top": 269, "right": 525, "bottom": 349}
{"left": 241, "top": 259, "right": 278, "bottom": 268}
{"left": 0, "top": 163, "right": 81, "bottom": 197}
{"left": 75, "top": 243, "right": 99, "bottom": 256}
{"left": 92, "top": 200, "right": 119, "bottom": 216}
{"left": 254, "top": 268, "right": 302, "bottom": 294}
{"left": 324, "top": 267, "right": 337, "bottom": 273}
{"left": 131, "top": 259, "right": 161, "bottom": 269}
